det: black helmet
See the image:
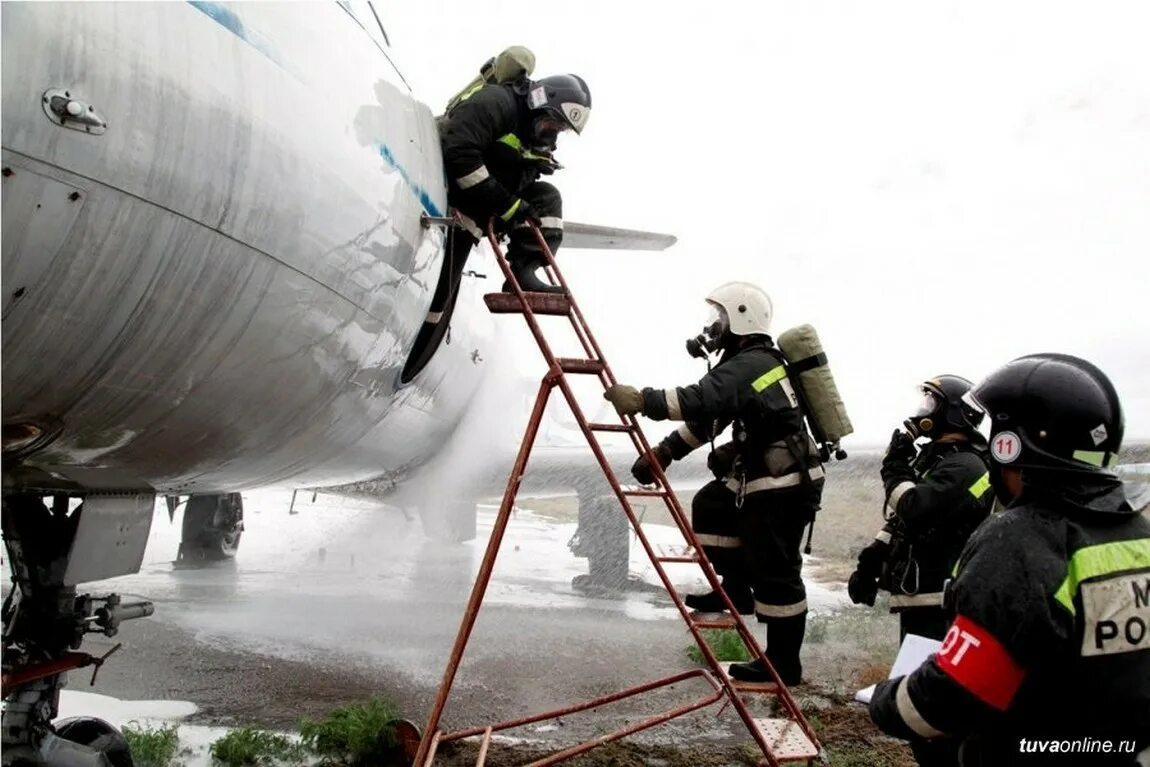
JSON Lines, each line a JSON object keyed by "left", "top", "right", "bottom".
{"left": 970, "top": 353, "right": 1123, "bottom": 474}
{"left": 526, "top": 74, "right": 591, "bottom": 137}
{"left": 905, "top": 375, "right": 985, "bottom": 439}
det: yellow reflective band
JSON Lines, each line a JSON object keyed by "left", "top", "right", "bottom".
{"left": 498, "top": 132, "right": 550, "bottom": 162}
{"left": 500, "top": 199, "right": 521, "bottom": 221}
{"left": 458, "top": 83, "right": 485, "bottom": 103}
{"left": 1053, "top": 539, "right": 1150, "bottom": 615}
{"left": 751, "top": 366, "right": 787, "bottom": 393}
{"left": 968, "top": 472, "right": 991, "bottom": 498}
{"left": 498, "top": 133, "right": 523, "bottom": 150}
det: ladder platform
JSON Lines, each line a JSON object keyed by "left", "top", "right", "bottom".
{"left": 484, "top": 292, "right": 571, "bottom": 315}
{"left": 557, "top": 357, "right": 605, "bottom": 374}
{"left": 752, "top": 718, "right": 820, "bottom": 762}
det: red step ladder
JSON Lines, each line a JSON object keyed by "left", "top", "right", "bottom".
{"left": 412, "top": 217, "right": 823, "bottom": 767}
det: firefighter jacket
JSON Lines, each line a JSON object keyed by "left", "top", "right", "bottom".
{"left": 869, "top": 473, "right": 1150, "bottom": 764}
{"left": 641, "top": 338, "right": 824, "bottom": 499}
{"left": 877, "top": 440, "right": 993, "bottom": 611}
{"left": 439, "top": 83, "right": 554, "bottom": 224}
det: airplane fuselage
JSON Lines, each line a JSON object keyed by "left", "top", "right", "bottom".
{"left": 2, "top": 1, "right": 491, "bottom": 494}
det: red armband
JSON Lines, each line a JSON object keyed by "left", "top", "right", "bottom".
{"left": 935, "top": 614, "right": 1026, "bottom": 711}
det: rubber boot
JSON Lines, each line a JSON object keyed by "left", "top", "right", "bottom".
{"left": 502, "top": 257, "right": 564, "bottom": 294}
{"left": 728, "top": 611, "right": 806, "bottom": 686}
{"left": 684, "top": 578, "right": 753, "bottom": 615}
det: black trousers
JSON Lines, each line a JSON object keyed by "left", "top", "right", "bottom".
{"left": 433, "top": 181, "right": 564, "bottom": 313}
{"left": 691, "top": 479, "right": 819, "bottom": 619}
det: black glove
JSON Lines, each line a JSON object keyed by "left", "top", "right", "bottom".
{"left": 848, "top": 569, "right": 879, "bottom": 606}
{"left": 706, "top": 442, "right": 739, "bottom": 479}
{"left": 631, "top": 443, "right": 672, "bottom": 485}
{"left": 856, "top": 538, "right": 891, "bottom": 576}
{"left": 883, "top": 429, "right": 916, "bottom": 466}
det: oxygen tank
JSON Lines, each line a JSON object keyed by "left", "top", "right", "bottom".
{"left": 442, "top": 46, "right": 536, "bottom": 116}
{"left": 777, "top": 324, "right": 853, "bottom": 460}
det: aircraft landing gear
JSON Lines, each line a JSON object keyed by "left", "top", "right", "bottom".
{"left": 2, "top": 492, "right": 155, "bottom": 767}
{"left": 176, "top": 493, "right": 243, "bottom": 562}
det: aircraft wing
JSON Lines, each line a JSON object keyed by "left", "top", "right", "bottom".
{"left": 561, "top": 222, "right": 677, "bottom": 251}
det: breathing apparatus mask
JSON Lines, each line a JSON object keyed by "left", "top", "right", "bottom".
{"left": 903, "top": 389, "right": 941, "bottom": 439}
{"left": 686, "top": 303, "right": 728, "bottom": 360}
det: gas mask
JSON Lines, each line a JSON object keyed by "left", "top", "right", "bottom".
{"left": 531, "top": 115, "right": 567, "bottom": 153}
{"left": 685, "top": 304, "right": 728, "bottom": 360}
{"left": 904, "top": 389, "right": 941, "bottom": 439}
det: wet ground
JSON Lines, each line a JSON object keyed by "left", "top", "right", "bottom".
{"left": 75, "top": 490, "right": 914, "bottom": 765}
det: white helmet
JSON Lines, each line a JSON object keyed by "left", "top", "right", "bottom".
{"left": 705, "top": 281, "right": 773, "bottom": 337}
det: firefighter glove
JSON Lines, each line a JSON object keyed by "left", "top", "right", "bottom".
{"left": 883, "top": 429, "right": 916, "bottom": 466}
{"left": 604, "top": 384, "right": 644, "bottom": 417}
{"left": 855, "top": 538, "right": 890, "bottom": 577}
{"left": 707, "top": 442, "right": 739, "bottom": 479}
{"left": 631, "top": 443, "right": 673, "bottom": 485}
{"left": 848, "top": 569, "right": 879, "bottom": 607}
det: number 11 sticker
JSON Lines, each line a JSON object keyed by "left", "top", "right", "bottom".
{"left": 992, "top": 431, "right": 1021, "bottom": 463}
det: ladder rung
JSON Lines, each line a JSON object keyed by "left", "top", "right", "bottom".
{"left": 622, "top": 489, "right": 668, "bottom": 497}
{"left": 733, "top": 679, "right": 780, "bottom": 694}
{"left": 484, "top": 292, "right": 572, "bottom": 316}
{"left": 752, "top": 718, "right": 819, "bottom": 762}
{"left": 557, "top": 357, "right": 605, "bottom": 374}
{"left": 654, "top": 543, "right": 698, "bottom": 563}
{"left": 588, "top": 422, "right": 633, "bottom": 432}
{"left": 689, "top": 612, "right": 739, "bottom": 630}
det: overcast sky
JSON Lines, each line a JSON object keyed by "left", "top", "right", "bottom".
{"left": 384, "top": 1, "right": 1150, "bottom": 446}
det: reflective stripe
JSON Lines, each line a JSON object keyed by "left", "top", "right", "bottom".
{"left": 695, "top": 532, "right": 741, "bottom": 548}
{"left": 754, "top": 598, "right": 807, "bottom": 618}
{"left": 895, "top": 677, "right": 945, "bottom": 738}
{"left": 500, "top": 199, "right": 521, "bottom": 221}
{"left": 664, "top": 389, "right": 682, "bottom": 419}
{"left": 455, "top": 165, "right": 490, "bottom": 189}
{"left": 497, "top": 132, "right": 553, "bottom": 162}
{"left": 538, "top": 216, "right": 563, "bottom": 230}
{"left": 889, "top": 592, "right": 945, "bottom": 609}
{"left": 1053, "top": 539, "right": 1150, "bottom": 615}
{"left": 751, "top": 365, "right": 787, "bottom": 393}
{"left": 457, "top": 82, "right": 484, "bottom": 103}
{"left": 887, "top": 481, "right": 916, "bottom": 510}
{"left": 725, "top": 465, "right": 826, "bottom": 494}
{"left": 875, "top": 530, "right": 892, "bottom": 544}
{"left": 425, "top": 311, "right": 443, "bottom": 324}
{"left": 968, "top": 472, "right": 991, "bottom": 499}
{"left": 676, "top": 424, "right": 703, "bottom": 449}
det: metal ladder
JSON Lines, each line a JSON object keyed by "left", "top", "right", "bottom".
{"left": 412, "top": 217, "right": 822, "bottom": 767}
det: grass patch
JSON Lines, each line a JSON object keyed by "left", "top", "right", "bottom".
{"left": 209, "top": 727, "right": 303, "bottom": 767}
{"left": 686, "top": 629, "right": 753, "bottom": 664}
{"left": 298, "top": 698, "right": 402, "bottom": 767}
{"left": 123, "top": 722, "right": 181, "bottom": 767}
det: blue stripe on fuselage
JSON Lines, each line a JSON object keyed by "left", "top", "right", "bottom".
{"left": 188, "top": 2, "right": 287, "bottom": 70}
{"left": 378, "top": 144, "right": 444, "bottom": 217}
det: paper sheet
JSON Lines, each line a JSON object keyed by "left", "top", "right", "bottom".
{"left": 854, "top": 633, "right": 942, "bottom": 704}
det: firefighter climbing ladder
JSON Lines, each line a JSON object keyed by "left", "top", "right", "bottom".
{"left": 413, "top": 216, "right": 823, "bottom": 767}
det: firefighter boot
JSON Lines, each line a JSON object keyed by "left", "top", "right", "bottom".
{"left": 502, "top": 257, "right": 564, "bottom": 294}
{"left": 684, "top": 578, "right": 753, "bottom": 615}
{"left": 728, "top": 611, "right": 806, "bottom": 686}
